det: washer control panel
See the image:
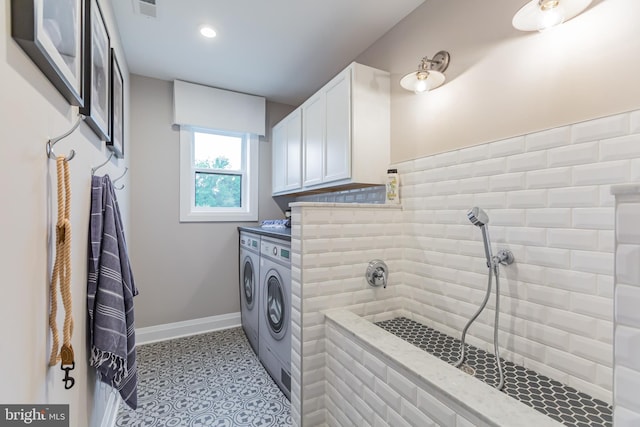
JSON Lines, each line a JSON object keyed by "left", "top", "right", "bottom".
{"left": 261, "top": 239, "right": 291, "bottom": 263}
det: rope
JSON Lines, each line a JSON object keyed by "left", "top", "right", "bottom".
{"left": 49, "top": 156, "right": 74, "bottom": 367}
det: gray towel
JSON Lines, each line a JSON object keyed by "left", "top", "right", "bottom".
{"left": 87, "top": 175, "right": 138, "bottom": 409}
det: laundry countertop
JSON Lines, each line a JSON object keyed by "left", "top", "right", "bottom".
{"left": 238, "top": 225, "right": 291, "bottom": 241}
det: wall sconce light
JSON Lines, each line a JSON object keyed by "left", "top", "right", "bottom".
{"left": 512, "top": 0, "right": 592, "bottom": 31}
{"left": 400, "top": 51, "right": 450, "bottom": 94}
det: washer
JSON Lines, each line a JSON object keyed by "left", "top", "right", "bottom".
{"left": 259, "top": 236, "right": 291, "bottom": 400}
{"left": 239, "top": 231, "right": 261, "bottom": 355}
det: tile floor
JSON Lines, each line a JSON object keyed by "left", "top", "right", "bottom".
{"left": 115, "top": 327, "right": 292, "bottom": 427}
{"left": 376, "top": 317, "right": 613, "bottom": 427}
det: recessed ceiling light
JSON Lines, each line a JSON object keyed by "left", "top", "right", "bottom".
{"left": 199, "top": 25, "right": 217, "bottom": 38}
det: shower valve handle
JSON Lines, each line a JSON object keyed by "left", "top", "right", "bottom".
{"left": 366, "top": 260, "right": 389, "bottom": 289}
{"left": 494, "top": 249, "right": 514, "bottom": 266}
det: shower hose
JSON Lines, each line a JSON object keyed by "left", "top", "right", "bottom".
{"left": 454, "top": 258, "right": 505, "bottom": 391}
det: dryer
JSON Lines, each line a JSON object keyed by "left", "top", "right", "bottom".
{"left": 259, "top": 236, "right": 291, "bottom": 400}
{"left": 239, "top": 231, "right": 261, "bottom": 355}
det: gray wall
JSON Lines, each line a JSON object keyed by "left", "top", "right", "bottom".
{"left": 356, "top": 0, "right": 640, "bottom": 162}
{"left": 0, "top": 1, "right": 129, "bottom": 424}
{"left": 129, "top": 74, "right": 293, "bottom": 327}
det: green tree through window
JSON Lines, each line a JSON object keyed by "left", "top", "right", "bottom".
{"left": 194, "top": 157, "right": 242, "bottom": 208}
{"left": 180, "top": 127, "right": 258, "bottom": 222}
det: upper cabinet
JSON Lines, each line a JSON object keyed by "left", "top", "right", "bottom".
{"left": 272, "top": 62, "right": 390, "bottom": 196}
{"left": 272, "top": 108, "right": 302, "bottom": 194}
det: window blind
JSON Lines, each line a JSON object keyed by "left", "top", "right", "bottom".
{"left": 173, "top": 80, "right": 266, "bottom": 136}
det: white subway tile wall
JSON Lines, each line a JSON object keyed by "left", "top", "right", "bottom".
{"left": 324, "top": 322, "right": 477, "bottom": 427}
{"left": 290, "top": 110, "right": 640, "bottom": 426}
{"left": 613, "top": 187, "right": 640, "bottom": 426}
{"left": 390, "top": 110, "right": 640, "bottom": 405}
{"left": 290, "top": 203, "right": 404, "bottom": 426}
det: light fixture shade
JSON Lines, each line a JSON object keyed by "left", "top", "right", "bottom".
{"left": 512, "top": 0, "right": 592, "bottom": 31}
{"left": 400, "top": 50, "right": 450, "bottom": 94}
{"left": 400, "top": 70, "right": 446, "bottom": 94}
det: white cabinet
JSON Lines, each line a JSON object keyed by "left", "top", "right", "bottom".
{"left": 273, "top": 62, "right": 389, "bottom": 196}
{"left": 272, "top": 108, "right": 302, "bottom": 194}
{"left": 302, "top": 93, "right": 324, "bottom": 187}
{"left": 323, "top": 69, "right": 351, "bottom": 183}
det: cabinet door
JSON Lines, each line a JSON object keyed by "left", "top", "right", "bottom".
{"left": 324, "top": 68, "right": 351, "bottom": 183}
{"left": 302, "top": 93, "right": 324, "bottom": 187}
{"left": 272, "top": 121, "right": 286, "bottom": 194}
{"left": 285, "top": 109, "right": 302, "bottom": 190}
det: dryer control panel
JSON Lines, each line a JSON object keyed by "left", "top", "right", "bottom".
{"left": 240, "top": 233, "right": 260, "bottom": 251}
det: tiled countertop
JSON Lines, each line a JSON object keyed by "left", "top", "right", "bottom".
{"left": 610, "top": 183, "right": 640, "bottom": 195}
{"left": 289, "top": 201, "right": 401, "bottom": 209}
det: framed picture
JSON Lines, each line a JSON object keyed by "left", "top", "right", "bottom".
{"left": 11, "top": 0, "right": 86, "bottom": 106}
{"left": 108, "top": 49, "right": 124, "bottom": 158}
{"left": 80, "top": 0, "right": 111, "bottom": 141}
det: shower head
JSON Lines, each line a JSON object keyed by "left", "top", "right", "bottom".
{"left": 467, "top": 207, "right": 489, "bottom": 228}
{"left": 467, "top": 207, "right": 493, "bottom": 268}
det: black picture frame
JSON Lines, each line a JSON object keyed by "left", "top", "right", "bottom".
{"left": 108, "top": 49, "right": 124, "bottom": 158}
{"left": 11, "top": 0, "right": 86, "bottom": 107}
{"left": 80, "top": 0, "right": 111, "bottom": 141}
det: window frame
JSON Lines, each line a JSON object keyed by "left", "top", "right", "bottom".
{"left": 179, "top": 126, "right": 259, "bottom": 222}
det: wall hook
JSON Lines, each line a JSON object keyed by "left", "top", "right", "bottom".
{"left": 46, "top": 115, "right": 85, "bottom": 161}
{"left": 112, "top": 167, "right": 128, "bottom": 190}
{"left": 91, "top": 152, "right": 114, "bottom": 175}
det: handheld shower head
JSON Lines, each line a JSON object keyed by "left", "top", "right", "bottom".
{"left": 467, "top": 206, "right": 489, "bottom": 227}
{"left": 467, "top": 207, "right": 493, "bottom": 267}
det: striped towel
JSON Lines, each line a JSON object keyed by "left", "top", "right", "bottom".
{"left": 87, "top": 175, "right": 139, "bottom": 409}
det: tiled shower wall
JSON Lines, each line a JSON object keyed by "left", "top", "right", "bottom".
{"left": 291, "top": 109, "right": 640, "bottom": 425}
{"left": 392, "top": 110, "right": 640, "bottom": 403}
{"left": 612, "top": 185, "right": 640, "bottom": 425}
{"left": 290, "top": 203, "right": 404, "bottom": 426}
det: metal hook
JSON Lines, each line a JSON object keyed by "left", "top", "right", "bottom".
{"left": 91, "top": 152, "right": 114, "bottom": 175}
{"left": 61, "top": 362, "right": 75, "bottom": 390}
{"left": 47, "top": 115, "right": 85, "bottom": 161}
{"left": 112, "top": 167, "right": 128, "bottom": 190}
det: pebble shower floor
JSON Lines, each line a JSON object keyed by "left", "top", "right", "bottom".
{"left": 115, "top": 328, "right": 291, "bottom": 427}
{"left": 376, "top": 317, "right": 612, "bottom": 427}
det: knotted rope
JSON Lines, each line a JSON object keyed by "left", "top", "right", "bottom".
{"left": 49, "top": 156, "right": 74, "bottom": 368}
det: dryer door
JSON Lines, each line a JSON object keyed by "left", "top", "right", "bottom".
{"left": 265, "top": 268, "right": 288, "bottom": 340}
{"left": 242, "top": 256, "right": 256, "bottom": 310}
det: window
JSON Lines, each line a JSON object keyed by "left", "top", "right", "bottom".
{"left": 180, "top": 127, "right": 259, "bottom": 222}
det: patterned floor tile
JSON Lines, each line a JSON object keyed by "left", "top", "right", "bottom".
{"left": 115, "top": 328, "right": 291, "bottom": 427}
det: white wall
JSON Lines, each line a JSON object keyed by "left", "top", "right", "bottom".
{"left": 357, "top": 0, "right": 640, "bottom": 162}
{"left": 0, "top": 1, "right": 129, "bottom": 425}
{"left": 128, "top": 74, "right": 294, "bottom": 328}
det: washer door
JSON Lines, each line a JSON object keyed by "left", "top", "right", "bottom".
{"left": 242, "top": 256, "right": 255, "bottom": 310}
{"left": 264, "top": 268, "right": 288, "bottom": 340}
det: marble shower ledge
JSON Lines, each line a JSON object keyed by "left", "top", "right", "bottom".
{"left": 323, "top": 309, "right": 563, "bottom": 427}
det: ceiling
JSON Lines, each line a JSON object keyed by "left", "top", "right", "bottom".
{"left": 110, "top": 0, "right": 425, "bottom": 106}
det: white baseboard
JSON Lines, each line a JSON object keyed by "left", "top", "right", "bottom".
{"left": 136, "top": 312, "right": 242, "bottom": 345}
{"left": 90, "top": 379, "right": 120, "bottom": 427}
